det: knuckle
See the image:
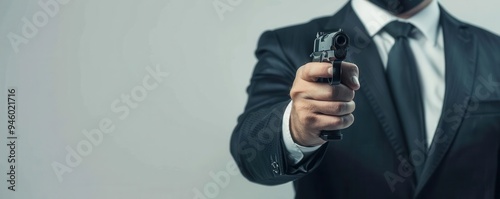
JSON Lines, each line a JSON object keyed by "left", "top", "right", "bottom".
{"left": 330, "top": 116, "right": 343, "bottom": 127}
{"left": 290, "top": 83, "right": 305, "bottom": 100}
{"left": 294, "top": 101, "right": 315, "bottom": 115}
{"left": 339, "top": 102, "right": 347, "bottom": 113}
{"left": 299, "top": 102, "right": 314, "bottom": 112}
{"left": 290, "top": 88, "right": 299, "bottom": 99}
{"left": 301, "top": 64, "right": 310, "bottom": 76}
{"left": 296, "top": 65, "right": 304, "bottom": 75}
{"left": 332, "top": 102, "right": 345, "bottom": 114}
{"left": 302, "top": 114, "right": 317, "bottom": 124}
{"left": 327, "top": 114, "right": 355, "bottom": 129}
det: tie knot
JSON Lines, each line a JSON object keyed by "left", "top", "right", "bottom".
{"left": 384, "top": 21, "right": 415, "bottom": 38}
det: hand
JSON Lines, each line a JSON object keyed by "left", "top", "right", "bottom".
{"left": 289, "top": 62, "right": 360, "bottom": 146}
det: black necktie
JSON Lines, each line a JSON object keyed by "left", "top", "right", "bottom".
{"left": 384, "top": 21, "right": 427, "bottom": 179}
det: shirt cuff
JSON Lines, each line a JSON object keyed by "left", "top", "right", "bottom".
{"left": 282, "top": 101, "right": 323, "bottom": 165}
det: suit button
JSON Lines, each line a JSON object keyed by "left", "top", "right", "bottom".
{"left": 271, "top": 161, "right": 279, "bottom": 174}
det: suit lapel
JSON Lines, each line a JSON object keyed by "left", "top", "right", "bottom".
{"left": 323, "top": 4, "right": 410, "bottom": 162}
{"left": 415, "top": 6, "right": 478, "bottom": 197}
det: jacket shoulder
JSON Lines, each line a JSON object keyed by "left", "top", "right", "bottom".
{"left": 442, "top": 7, "right": 500, "bottom": 50}
{"left": 467, "top": 24, "right": 500, "bottom": 50}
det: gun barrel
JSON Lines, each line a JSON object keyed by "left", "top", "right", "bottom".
{"left": 334, "top": 34, "right": 347, "bottom": 47}
{"left": 332, "top": 31, "right": 349, "bottom": 59}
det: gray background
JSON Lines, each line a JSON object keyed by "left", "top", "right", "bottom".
{"left": 0, "top": 0, "right": 498, "bottom": 198}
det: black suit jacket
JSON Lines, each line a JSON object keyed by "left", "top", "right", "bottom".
{"left": 231, "top": 2, "right": 500, "bottom": 198}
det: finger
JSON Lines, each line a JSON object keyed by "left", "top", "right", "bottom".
{"left": 309, "top": 100, "right": 355, "bottom": 116}
{"left": 340, "top": 62, "right": 360, "bottom": 90}
{"left": 298, "top": 62, "right": 333, "bottom": 82}
{"left": 331, "top": 84, "right": 355, "bottom": 102}
{"left": 300, "top": 81, "right": 355, "bottom": 102}
{"left": 301, "top": 113, "right": 355, "bottom": 131}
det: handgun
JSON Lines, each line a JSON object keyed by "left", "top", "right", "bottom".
{"left": 310, "top": 29, "right": 349, "bottom": 141}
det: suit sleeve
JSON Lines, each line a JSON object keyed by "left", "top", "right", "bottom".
{"left": 230, "top": 30, "right": 328, "bottom": 185}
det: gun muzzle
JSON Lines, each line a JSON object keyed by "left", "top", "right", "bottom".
{"left": 333, "top": 32, "right": 348, "bottom": 59}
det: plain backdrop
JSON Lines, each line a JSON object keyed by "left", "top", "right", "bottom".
{"left": 0, "top": 0, "right": 498, "bottom": 198}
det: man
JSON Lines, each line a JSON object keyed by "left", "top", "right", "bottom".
{"left": 230, "top": 0, "right": 500, "bottom": 198}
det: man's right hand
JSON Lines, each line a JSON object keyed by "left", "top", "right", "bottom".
{"left": 289, "top": 62, "right": 360, "bottom": 147}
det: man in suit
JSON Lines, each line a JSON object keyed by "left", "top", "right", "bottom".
{"left": 230, "top": 0, "right": 500, "bottom": 198}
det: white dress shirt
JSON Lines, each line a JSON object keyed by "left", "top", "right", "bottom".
{"left": 282, "top": 0, "right": 446, "bottom": 165}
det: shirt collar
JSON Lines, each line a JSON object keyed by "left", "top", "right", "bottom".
{"left": 351, "top": 0, "right": 440, "bottom": 41}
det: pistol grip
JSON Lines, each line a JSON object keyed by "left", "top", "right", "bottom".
{"left": 320, "top": 130, "right": 343, "bottom": 141}
{"left": 319, "top": 59, "right": 344, "bottom": 141}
